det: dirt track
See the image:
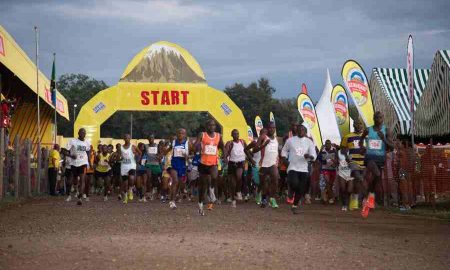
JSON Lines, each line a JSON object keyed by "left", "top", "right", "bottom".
{"left": 0, "top": 197, "right": 449, "bottom": 270}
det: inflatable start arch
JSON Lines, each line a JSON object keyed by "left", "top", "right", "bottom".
{"left": 74, "top": 41, "right": 248, "bottom": 145}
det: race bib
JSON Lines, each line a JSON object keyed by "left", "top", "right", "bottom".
{"left": 204, "top": 145, "right": 217, "bottom": 155}
{"left": 267, "top": 144, "right": 278, "bottom": 153}
{"left": 353, "top": 140, "right": 360, "bottom": 149}
{"left": 148, "top": 147, "right": 158, "bottom": 155}
{"left": 369, "top": 139, "right": 382, "bottom": 150}
{"left": 295, "top": 147, "right": 305, "bottom": 157}
{"left": 122, "top": 158, "right": 131, "bottom": 164}
{"left": 140, "top": 159, "right": 147, "bottom": 166}
{"left": 174, "top": 147, "right": 185, "bottom": 157}
{"left": 99, "top": 159, "right": 108, "bottom": 166}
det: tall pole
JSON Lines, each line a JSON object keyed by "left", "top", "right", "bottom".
{"left": 53, "top": 53, "right": 57, "bottom": 145}
{"left": 130, "top": 113, "right": 133, "bottom": 139}
{"left": 407, "top": 35, "right": 415, "bottom": 151}
{"left": 35, "top": 26, "right": 41, "bottom": 194}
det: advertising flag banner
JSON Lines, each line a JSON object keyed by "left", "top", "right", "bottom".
{"left": 269, "top": 111, "right": 277, "bottom": 137}
{"left": 247, "top": 125, "right": 254, "bottom": 142}
{"left": 331, "top": 84, "right": 350, "bottom": 137}
{"left": 341, "top": 60, "right": 374, "bottom": 127}
{"left": 297, "top": 93, "right": 322, "bottom": 148}
{"left": 255, "top": 116, "right": 263, "bottom": 137}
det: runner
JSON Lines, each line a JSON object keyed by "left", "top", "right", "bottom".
{"left": 62, "top": 148, "right": 75, "bottom": 201}
{"left": 85, "top": 147, "right": 96, "bottom": 199}
{"left": 340, "top": 119, "right": 365, "bottom": 210}
{"left": 136, "top": 143, "right": 148, "bottom": 202}
{"left": 119, "top": 134, "right": 140, "bottom": 204}
{"left": 160, "top": 139, "right": 173, "bottom": 203}
{"left": 196, "top": 119, "right": 224, "bottom": 215}
{"left": 145, "top": 134, "right": 162, "bottom": 200}
{"left": 95, "top": 144, "right": 112, "bottom": 201}
{"left": 318, "top": 140, "right": 338, "bottom": 204}
{"left": 359, "top": 111, "right": 394, "bottom": 218}
{"left": 337, "top": 146, "right": 353, "bottom": 211}
{"left": 167, "top": 128, "right": 190, "bottom": 209}
{"left": 246, "top": 128, "right": 267, "bottom": 205}
{"left": 253, "top": 122, "right": 279, "bottom": 209}
{"left": 110, "top": 143, "right": 122, "bottom": 199}
{"left": 224, "top": 129, "right": 252, "bottom": 208}
{"left": 67, "top": 128, "right": 91, "bottom": 205}
{"left": 283, "top": 123, "right": 300, "bottom": 205}
{"left": 281, "top": 125, "right": 316, "bottom": 214}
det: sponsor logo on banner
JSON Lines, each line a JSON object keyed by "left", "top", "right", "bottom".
{"left": 93, "top": 102, "right": 106, "bottom": 113}
{"left": 247, "top": 125, "right": 254, "bottom": 142}
{"left": 333, "top": 92, "right": 348, "bottom": 125}
{"left": 221, "top": 103, "right": 232, "bottom": 116}
{"left": 298, "top": 96, "right": 317, "bottom": 129}
{"left": 346, "top": 69, "right": 368, "bottom": 106}
{"left": 255, "top": 116, "right": 263, "bottom": 137}
{"left": 0, "top": 34, "right": 5, "bottom": 56}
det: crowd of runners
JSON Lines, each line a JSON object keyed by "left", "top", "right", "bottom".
{"left": 47, "top": 110, "right": 418, "bottom": 218}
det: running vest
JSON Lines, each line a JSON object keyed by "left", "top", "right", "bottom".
{"left": 365, "top": 125, "right": 386, "bottom": 160}
{"left": 171, "top": 139, "right": 188, "bottom": 168}
{"left": 146, "top": 143, "right": 159, "bottom": 165}
{"left": 200, "top": 132, "right": 220, "bottom": 166}
{"left": 260, "top": 136, "right": 278, "bottom": 168}
{"left": 229, "top": 140, "right": 246, "bottom": 163}
{"left": 120, "top": 145, "right": 136, "bottom": 175}
{"left": 96, "top": 153, "right": 111, "bottom": 173}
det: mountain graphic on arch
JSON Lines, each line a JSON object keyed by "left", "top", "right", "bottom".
{"left": 120, "top": 43, "right": 206, "bottom": 83}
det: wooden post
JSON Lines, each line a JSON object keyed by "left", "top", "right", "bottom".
{"left": 0, "top": 128, "right": 4, "bottom": 200}
{"left": 14, "top": 135, "right": 20, "bottom": 199}
{"left": 26, "top": 139, "right": 31, "bottom": 197}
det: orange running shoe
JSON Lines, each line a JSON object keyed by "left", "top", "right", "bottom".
{"left": 361, "top": 200, "right": 370, "bottom": 218}
{"left": 207, "top": 203, "right": 214, "bottom": 210}
{"left": 367, "top": 193, "right": 375, "bottom": 209}
{"left": 286, "top": 196, "right": 294, "bottom": 205}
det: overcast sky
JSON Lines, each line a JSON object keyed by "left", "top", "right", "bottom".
{"left": 1, "top": 0, "right": 449, "bottom": 101}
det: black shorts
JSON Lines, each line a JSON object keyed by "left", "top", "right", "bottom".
{"left": 364, "top": 157, "right": 385, "bottom": 170}
{"left": 198, "top": 163, "right": 217, "bottom": 175}
{"left": 227, "top": 161, "right": 244, "bottom": 175}
{"left": 112, "top": 163, "right": 121, "bottom": 177}
{"left": 95, "top": 170, "right": 110, "bottom": 179}
{"left": 71, "top": 165, "right": 87, "bottom": 177}
{"left": 137, "top": 170, "right": 147, "bottom": 176}
{"left": 121, "top": 169, "right": 136, "bottom": 181}
{"left": 64, "top": 168, "right": 72, "bottom": 178}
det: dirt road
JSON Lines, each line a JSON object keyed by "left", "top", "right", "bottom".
{"left": 0, "top": 197, "right": 449, "bottom": 270}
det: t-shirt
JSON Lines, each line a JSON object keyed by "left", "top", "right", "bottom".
{"left": 341, "top": 132, "right": 365, "bottom": 167}
{"left": 281, "top": 136, "right": 316, "bottom": 173}
{"left": 48, "top": 149, "right": 61, "bottom": 169}
{"left": 67, "top": 138, "right": 91, "bottom": 167}
{"left": 318, "top": 148, "right": 337, "bottom": 171}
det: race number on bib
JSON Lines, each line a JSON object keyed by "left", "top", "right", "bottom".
{"left": 148, "top": 147, "right": 158, "bottom": 155}
{"left": 140, "top": 159, "right": 147, "bottom": 166}
{"left": 267, "top": 144, "right": 278, "bottom": 153}
{"left": 174, "top": 147, "right": 185, "bottom": 157}
{"left": 122, "top": 158, "right": 131, "bottom": 164}
{"left": 369, "top": 139, "right": 382, "bottom": 150}
{"left": 353, "top": 140, "right": 360, "bottom": 149}
{"left": 295, "top": 147, "right": 305, "bottom": 157}
{"left": 204, "top": 145, "right": 217, "bottom": 155}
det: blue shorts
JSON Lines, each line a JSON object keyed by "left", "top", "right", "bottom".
{"left": 171, "top": 164, "right": 186, "bottom": 178}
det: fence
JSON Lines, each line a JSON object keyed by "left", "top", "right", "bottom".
{"left": 0, "top": 133, "right": 50, "bottom": 201}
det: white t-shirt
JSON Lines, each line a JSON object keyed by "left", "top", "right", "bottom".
{"left": 229, "top": 141, "right": 246, "bottom": 163}
{"left": 121, "top": 145, "right": 136, "bottom": 176}
{"left": 67, "top": 138, "right": 91, "bottom": 167}
{"left": 281, "top": 136, "right": 316, "bottom": 173}
{"left": 261, "top": 137, "right": 279, "bottom": 168}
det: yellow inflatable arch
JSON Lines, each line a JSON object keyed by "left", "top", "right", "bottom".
{"left": 74, "top": 41, "right": 248, "bottom": 145}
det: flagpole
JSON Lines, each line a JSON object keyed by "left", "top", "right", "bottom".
{"left": 53, "top": 53, "right": 57, "bottom": 145}
{"left": 34, "top": 26, "right": 41, "bottom": 194}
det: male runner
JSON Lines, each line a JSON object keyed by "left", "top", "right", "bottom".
{"left": 95, "top": 144, "right": 112, "bottom": 201}
{"left": 318, "top": 140, "right": 338, "bottom": 204}
{"left": 359, "top": 111, "right": 394, "bottom": 217}
{"left": 110, "top": 143, "right": 122, "bottom": 199}
{"left": 167, "top": 128, "right": 190, "bottom": 209}
{"left": 253, "top": 122, "right": 279, "bottom": 208}
{"left": 119, "top": 134, "right": 140, "bottom": 204}
{"left": 224, "top": 129, "right": 252, "bottom": 208}
{"left": 196, "top": 119, "right": 224, "bottom": 215}
{"left": 281, "top": 125, "right": 316, "bottom": 214}
{"left": 246, "top": 128, "right": 267, "bottom": 205}
{"left": 145, "top": 134, "right": 162, "bottom": 200}
{"left": 136, "top": 143, "right": 148, "bottom": 202}
{"left": 67, "top": 128, "right": 91, "bottom": 205}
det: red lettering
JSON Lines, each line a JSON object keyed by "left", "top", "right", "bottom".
{"left": 141, "top": 91, "right": 150, "bottom": 105}
{"left": 180, "top": 91, "right": 189, "bottom": 105}
{"left": 151, "top": 91, "right": 159, "bottom": 105}
{"left": 161, "top": 91, "right": 170, "bottom": 105}
{"left": 171, "top": 91, "right": 179, "bottom": 105}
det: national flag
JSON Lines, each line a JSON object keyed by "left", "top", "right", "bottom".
{"left": 50, "top": 53, "right": 56, "bottom": 106}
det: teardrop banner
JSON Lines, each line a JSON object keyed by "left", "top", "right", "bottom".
{"left": 297, "top": 93, "right": 323, "bottom": 148}
{"left": 341, "top": 60, "right": 374, "bottom": 127}
{"left": 269, "top": 111, "right": 277, "bottom": 137}
{"left": 331, "top": 84, "right": 350, "bottom": 137}
{"left": 301, "top": 83, "right": 308, "bottom": 94}
{"left": 255, "top": 116, "right": 263, "bottom": 137}
{"left": 247, "top": 125, "right": 254, "bottom": 142}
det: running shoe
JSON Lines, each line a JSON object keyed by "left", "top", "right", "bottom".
{"left": 207, "top": 203, "right": 214, "bottom": 210}
{"left": 291, "top": 205, "right": 299, "bottom": 215}
{"left": 104, "top": 196, "right": 108, "bottom": 202}
{"left": 231, "top": 200, "right": 237, "bottom": 208}
{"left": 244, "top": 194, "right": 250, "bottom": 202}
{"left": 82, "top": 194, "right": 87, "bottom": 200}
{"left": 85, "top": 196, "right": 90, "bottom": 202}
{"left": 118, "top": 194, "right": 122, "bottom": 201}
{"left": 314, "top": 196, "right": 321, "bottom": 201}
{"left": 236, "top": 192, "right": 243, "bottom": 201}
{"left": 349, "top": 195, "right": 359, "bottom": 210}
{"left": 399, "top": 205, "right": 411, "bottom": 211}
{"left": 123, "top": 194, "right": 128, "bottom": 204}
{"left": 304, "top": 194, "right": 312, "bottom": 205}
{"left": 198, "top": 203, "right": 205, "bottom": 216}
{"left": 66, "top": 195, "right": 72, "bottom": 202}
{"left": 286, "top": 196, "right": 294, "bottom": 205}
{"left": 216, "top": 199, "right": 222, "bottom": 205}
{"left": 77, "top": 199, "right": 82, "bottom": 206}
{"left": 70, "top": 186, "right": 75, "bottom": 193}
{"left": 269, "top": 198, "right": 279, "bottom": 209}
{"left": 341, "top": 206, "right": 348, "bottom": 211}
{"left": 328, "top": 198, "right": 335, "bottom": 204}
{"left": 169, "top": 201, "right": 177, "bottom": 209}
{"left": 367, "top": 193, "right": 375, "bottom": 209}
{"left": 361, "top": 200, "right": 369, "bottom": 218}
{"left": 128, "top": 190, "right": 134, "bottom": 201}
{"left": 226, "top": 198, "right": 232, "bottom": 203}
{"left": 260, "top": 198, "right": 268, "bottom": 208}
{"left": 255, "top": 193, "right": 262, "bottom": 205}
{"left": 143, "top": 197, "right": 148, "bottom": 203}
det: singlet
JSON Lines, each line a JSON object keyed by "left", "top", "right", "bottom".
{"left": 365, "top": 125, "right": 386, "bottom": 161}
{"left": 68, "top": 138, "right": 90, "bottom": 167}
{"left": 96, "top": 153, "right": 111, "bottom": 173}
{"left": 200, "top": 132, "right": 220, "bottom": 166}
{"left": 120, "top": 145, "right": 136, "bottom": 176}
{"left": 260, "top": 136, "right": 279, "bottom": 168}
{"left": 340, "top": 132, "right": 365, "bottom": 167}
{"left": 319, "top": 148, "right": 336, "bottom": 171}
{"left": 146, "top": 143, "right": 160, "bottom": 165}
{"left": 229, "top": 140, "right": 246, "bottom": 163}
{"left": 137, "top": 151, "right": 148, "bottom": 171}
{"left": 171, "top": 139, "right": 188, "bottom": 169}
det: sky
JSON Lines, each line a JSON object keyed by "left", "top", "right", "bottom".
{"left": 1, "top": 0, "right": 449, "bottom": 101}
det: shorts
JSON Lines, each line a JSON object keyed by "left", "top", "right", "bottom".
{"left": 71, "top": 165, "right": 87, "bottom": 177}
{"left": 121, "top": 169, "right": 136, "bottom": 180}
{"left": 228, "top": 161, "right": 244, "bottom": 175}
{"left": 112, "top": 163, "right": 121, "bottom": 177}
{"left": 322, "top": 170, "right": 336, "bottom": 181}
{"left": 252, "top": 166, "right": 260, "bottom": 185}
{"left": 364, "top": 156, "right": 385, "bottom": 170}
{"left": 137, "top": 170, "right": 147, "bottom": 176}
{"left": 146, "top": 164, "right": 162, "bottom": 175}
{"left": 198, "top": 163, "right": 217, "bottom": 175}
{"left": 351, "top": 169, "right": 364, "bottom": 181}
{"left": 64, "top": 168, "right": 72, "bottom": 178}
{"left": 95, "top": 170, "right": 110, "bottom": 178}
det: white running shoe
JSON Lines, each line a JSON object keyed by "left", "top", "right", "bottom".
{"left": 231, "top": 200, "right": 237, "bottom": 208}
{"left": 82, "top": 194, "right": 87, "bottom": 199}
{"left": 138, "top": 198, "right": 143, "bottom": 203}
{"left": 171, "top": 201, "right": 177, "bottom": 210}
{"left": 143, "top": 197, "right": 148, "bottom": 203}
{"left": 341, "top": 206, "right": 348, "bottom": 211}
{"left": 66, "top": 195, "right": 72, "bottom": 202}
{"left": 198, "top": 203, "right": 205, "bottom": 216}
{"left": 226, "top": 198, "right": 232, "bottom": 203}
{"left": 85, "top": 196, "right": 90, "bottom": 202}
{"left": 104, "top": 196, "right": 108, "bottom": 202}
{"left": 236, "top": 192, "right": 243, "bottom": 201}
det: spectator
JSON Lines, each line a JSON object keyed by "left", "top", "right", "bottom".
{"left": 48, "top": 144, "right": 61, "bottom": 196}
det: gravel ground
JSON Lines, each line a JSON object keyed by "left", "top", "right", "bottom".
{"left": 0, "top": 196, "right": 449, "bottom": 270}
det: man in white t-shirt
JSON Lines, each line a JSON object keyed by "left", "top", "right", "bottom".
{"left": 67, "top": 128, "right": 92, "bottom": 205}
{"left": 281, "top": 125, "right": 316, "bottom": 214}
